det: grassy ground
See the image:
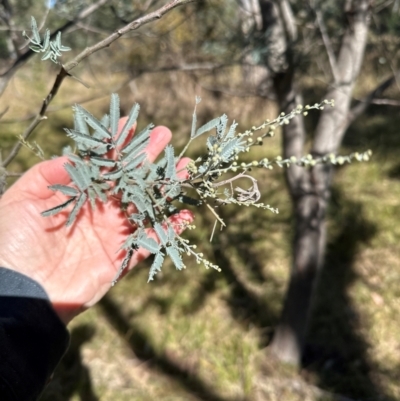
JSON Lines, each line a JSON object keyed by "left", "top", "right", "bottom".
{"left": 2, "top": 66, "right": 400, "bottom": 400}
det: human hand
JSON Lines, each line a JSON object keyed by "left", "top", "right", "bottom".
{"left": 0, "top": 119, "right": 193, "bottom": 325}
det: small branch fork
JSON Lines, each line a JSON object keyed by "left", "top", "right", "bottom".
{"left": 1, "top": 0, "right": 199, "bottom": 169}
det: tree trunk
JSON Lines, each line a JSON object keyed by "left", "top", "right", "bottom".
{"left": 269, "top": 0, "right": 370, "bottom": 365}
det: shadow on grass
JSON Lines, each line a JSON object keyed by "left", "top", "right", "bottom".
{"left": 98, "top": 294, "right": 241, "bottom": 401}
{"left": 302, "top": 187, "right": 395, "bottom": 401}
{"left": 40, "top": 324, "right": 99, "bottom": 401}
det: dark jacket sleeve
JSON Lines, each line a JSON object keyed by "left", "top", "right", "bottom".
{"left": 0, "top": 267, "right": 70, "bottom": 401}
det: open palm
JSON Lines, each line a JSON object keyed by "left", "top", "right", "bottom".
{"left": 0, "top": 121, "right": 192, "bottom": 324}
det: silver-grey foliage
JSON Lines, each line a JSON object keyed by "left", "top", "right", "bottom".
{"left": 42, "top": 94, "right": 371, "bottom": 283}
{"left": 23, "top": 17, "right": 71, "bottom": 64}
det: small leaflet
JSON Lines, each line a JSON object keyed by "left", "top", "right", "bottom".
{"left": 166, "top": 246, "right": 184, "bottom": 270}
{"left": 194, "top": 116, "right": 220, "bottom": 139}
{"left": 30, "top": 17, "right": 41, "bottom": 45}
{"left": 136, "top": 233, "right": 160, "bottom": 254}
{"left": 48, "top": 184, "right": 79, "bottom": 197}
{"left": 41, "top": 197, "right": 76, "bottom": 217}
{"left": 122, "top": 124, "right": 153, "bottom": 154}
{"left": 75, "top": 105, "right": 111, "bottom": 139}
{"left": 110, "top": 93, "right": 120, "bottom": 139}
{"left": 125, "top": 152, "right": 147, "bottom": 171}
{"left": 154, "top": 222, "right": 168, "bottom": 246}
{"left": 66, "top": 192, "right": 87, "bottom": 226}
{"left": 121, "top": 139, "right": 149, "bottom": 163}
{"left": 92, "top": 184, "right": 108, "bottom": 203}
{"left": 73, "top": 107, "right": 90, "bottom": 136}
{"left": 148, "top": 252, "right": 164, "bottom": 282}
{"left": 88, "top": 188, "right": 97, "bottom": 210}
{"left": 225, "top": 121, "right": 238, "bottom": 140}
{"left": 102, "top": 168, "right": 123, "bottom": 180}
{"left": 164, "top": 145, "right": 176, "bottom": 180}
{"left": 217, "top": 114, "right": 228, "bottom": 139}
{"left": 116, "top": 103, "right": 140, "bottom": 146}
{"left": 64, "top": 163, "right": 87, "bottom": 191}
{"left": 65, "top": 129, "right": 105, "bottom": 149}
{"left": 90, "top": 157, "right": 117, "bottom": 168}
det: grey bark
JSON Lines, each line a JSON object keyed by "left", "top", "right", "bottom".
{"left": 241, "top": 0, "right": 370, "bottom": 365}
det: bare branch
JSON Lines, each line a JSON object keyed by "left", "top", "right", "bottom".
{"left": 346, "top": 70, "right": 400, "bottom": 127}
{"left": 0, "top": 0, "right": 109, "bottom": 95}
{"left": 2, "top": 67, "right": 69, "bottom": 168}
{"left": 63, "top": 0, "right": 198, "bottom": 72}
{"left": 314, "top": 6, "right": 339, "bottom": 82}
{"left": 1, "top": 0, "right": 199, "bottom": 168}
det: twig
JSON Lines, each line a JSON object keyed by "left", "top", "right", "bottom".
{"left": 63, "top": 0, "right": 198, "bottom": 72}
{"left": 0, "top": 0, "right": 109, "bottom": 95}
{"left": 314, "top": 6, "right": 339, "bottom": 82}
{"left": 2, "top": 0, "right": 199, "bottom": 168}
{"left": 2, "top": 67, "right": 68, "bottom": 167}
{"left": 346, "top": 70, "right": 400, "bottom": 128}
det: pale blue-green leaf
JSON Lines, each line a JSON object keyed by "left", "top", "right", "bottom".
{"left": 90, "top": 157, "right": 117, "bottom": 168}
{"left": 102, "top": 168, "right": 123, "bottom": 180}
{"left": 64, "top": 163, "right": 87, "bottom": 191}
{"left": 30, "top": 17, "right": 41, "bottom": 45}
{"left": 191, "top": 106, "right": 197, "bottom": 138}
{"left": 225, "top": 121, "right": 238, "bottom": 140}
{"left": 41, "top": 50, "right": 52, "bottom": 61}
{"left": 41, "top": 197, "right": 76, "bottom": 217}
{"left": 131, "top": 194, "right": 155, "bottom": 220}
{"left": 137, "top": 234, "right": 159, "bottom": 254}
{"left": 75, "top": 105, "right": 111, "bottom": 139}
{"left": 217, "top": 114, "right": 228, "bottom": 139}
{"left": 194, "top": 116, "right": 220, "bottom": 139}
{"left": 48, "top": 184, "right": 79, "bottom": 197}
{"left": 116, "top": 103, "right": 140, "bottom": 146}
{"left": 121, "top": 138, "right": 149, "bottom": 163}
{"left": 148, "top": 252, "right": 164, "bottom": 282}
{"left": 122, "top": 123, "right": 153, "bottom": 154}
{"left": 88, "top": 188, "right": 96, "bottom": 210}
{"left": 92, "top": 184, "right": 108, "bottom": 203}
{"left": 42, "top": 30, "right": 50, "bottom": 51}
{"left": 166, "top": 246, "right": 184, "bottom": 270}
{"left": 165, "top": 145, "right": 176, "bottom": 180}
{"left": 125, "top": 152, "right": 147, "bottom": 171}
{"left": 167, "top": 225, "right": 176, "bottom": 242}
{"left": 66, "top": 192, "right": 87, "bottom": 226}
{"left": 73, "top": 107, "right": 90, "bottom": 136}
{"left": 110, "top": 93, "right": 120, "bottom": 139}
{"left": 154, "top": 223, "right": 168, "bottom": 246}
{"left": 65, "top": 129, "right": 105, "bottom": 150}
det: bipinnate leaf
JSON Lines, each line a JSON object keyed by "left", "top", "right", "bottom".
{"left": 30, "top": 17, "right": 41, "bottom": 45}
{"left": 116, "top": 103, "right": 140, "bottom": 146}
{"left": 136, "top": 234, "right": 160, "bottom": 254}
{"left": 102, "top": 168, "right": 123, "bottom": 181}
{"left": 75, "top": 105, "right": 111, "bottom": 139}
{"left": 154, "top": 222, "right": 168, "bottom": 246}
{"left": 41, "top": 197, "right": 76, "bottom": 217}
{"left": 165, "top": 145, "right": 176, "bottom": 180}
{"left": 48, "top": 184, "right": 79, "bottom": 197}
{"left": 166, "top": 246, "right": 184, "bottom": 270}
{"left": 90, "top": 157, "right": 117, "bottom": 168}
{"left": 110, "top": 93, "right": 120, "bottom": 139}
{"left": 64, "top": 163, "right": 88, "bottom": 191}
{"left": 193, "top": 117, "right": 220, "bottom": 139}
{"left": 65, "top": 129, "right": 106, "bottom": 150}
{"left": 66, "top": 192, "right": 87, "bottom": 226}
{"left": 148, "top": 252, "right": 164, "bottom": 282}
{"left": 122, "top": 124, "right": 153, "bottom": 155}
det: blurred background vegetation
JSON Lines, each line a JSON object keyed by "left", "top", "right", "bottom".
{"left": 1, "top": 0, "right": 400, "bottom": 400}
